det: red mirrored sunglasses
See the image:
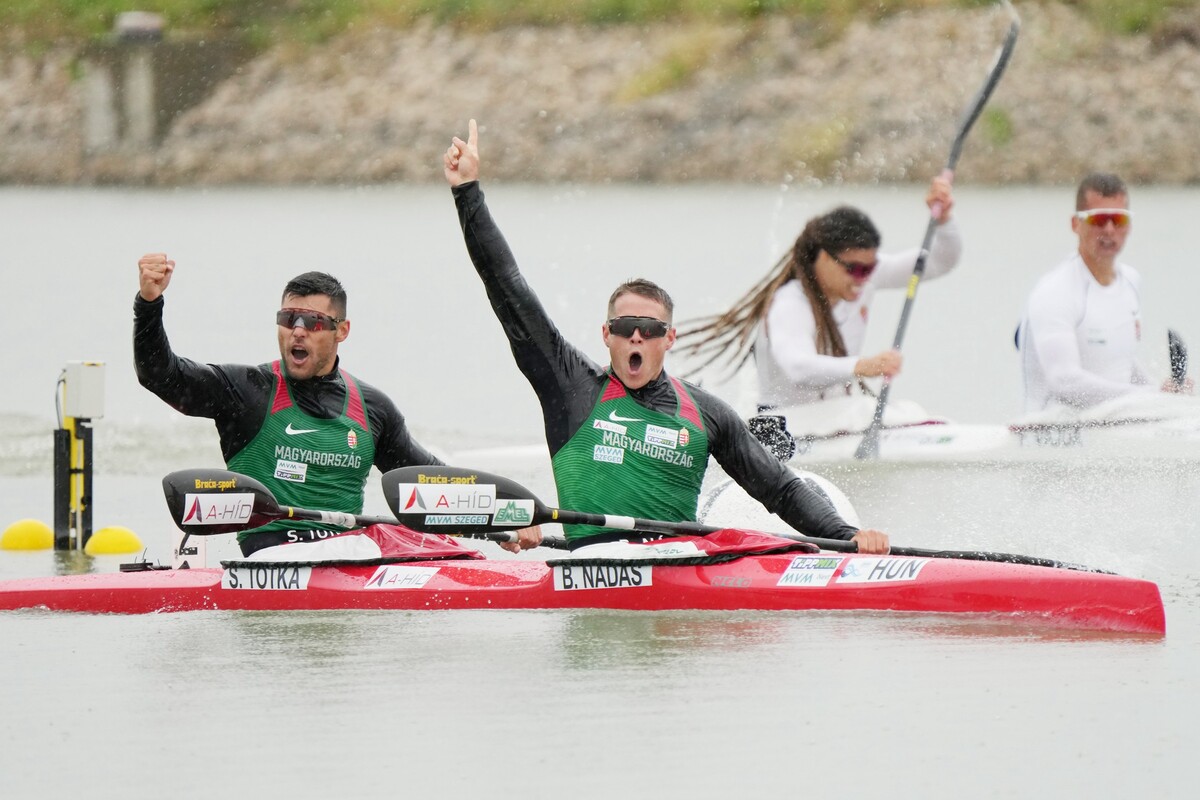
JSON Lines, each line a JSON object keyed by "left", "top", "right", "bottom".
{"left": 276, "top": 308, "right": 344, "bottom": 332}
{"left": 829, "top": 252, "right": 878, "bottom": 280}
{"left": 1075, "top": 209, "right": 1132, "bottom": 229}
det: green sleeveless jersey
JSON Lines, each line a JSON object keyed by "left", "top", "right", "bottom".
{"left": 227, "top": 362, "right": 375, "bottom": 545}
{"left": 551, "top": 373, "right": 710, "bottom": 540}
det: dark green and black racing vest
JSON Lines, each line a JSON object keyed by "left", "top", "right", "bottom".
{"left": 227, "top": 361, "right": 375, "bottom": 546}
{"left": 551, "top": 373, "right": 709, "bottom": 540}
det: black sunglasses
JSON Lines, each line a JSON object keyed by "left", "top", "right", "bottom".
{"left": 607, "top": 316, "right": 670, "bottom": 339}
{"left": 276, "top": 308, "right": 344, "bottom": 332}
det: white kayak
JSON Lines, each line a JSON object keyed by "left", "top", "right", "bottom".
{"left": 700, "top": 466, "right": 862, "bottom": 530}
{"left": 756, "top": 393, "right": 1200, "bottom": 463}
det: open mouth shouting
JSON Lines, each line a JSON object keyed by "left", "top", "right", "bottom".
{"left": 288, "top": 342, "right": 311, "bottom": 370}
{"left": 276, "top": 300, "right": 346, "bottom": 379}
{"left": 612, "top": 341, "right": 658, "bottom": 389}
{"left": 282, "top": 335, "right": 324, "bottom": 379}
{"left": 627, "top": 351, "right": 644, "bottom": 374}
{"left": 603, "top": 306, "right": 675, "bottom": 390}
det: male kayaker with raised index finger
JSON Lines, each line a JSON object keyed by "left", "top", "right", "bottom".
{"left": 134, "top": 256, "right": 542, "bottom": 558}
{"left": 443, "top": 119, "right": 889, "bottom": 555}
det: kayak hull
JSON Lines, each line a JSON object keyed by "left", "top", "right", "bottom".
{"left": 788, "top": 420, "right": 1200, "bottom": 463}
{"left": 0, "top": 553, "right": 1165, "bottom": 635}
{"left": 767, "top": 394, "right": 1200, "bottom": 463}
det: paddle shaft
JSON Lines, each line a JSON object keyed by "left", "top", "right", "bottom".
{"left": 544, "top": 506, "right": 1107, "bottom": 572}
{"left": 854, "top": 209, "right": 944, "bottom": 459}
{"left": 273, "top": 503, "right": 569, "bottom": 550}
{"left": 174, "top": 507, "right": 404, "bottom": 562}
{"left": 545, "top": 506, "right": 849, "bottom": 554}
{"left": 383, "top": 465, "right": 1111, "bottom": 573}
{"left": 856, "top": 2, "right": 1020, "bottom": 460}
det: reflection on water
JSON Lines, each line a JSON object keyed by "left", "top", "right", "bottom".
{"left": 0, "top": 589, "right": 1193, "bottom": 798}
{"left": 53, "top": 549, "right": 96, "bottom": 576}
{"left": 223, "top": 611, "right": 381, "bottom": 664}
{"left": 558, "top": 610, "right": 790, "bottom": 671}
{"left": 556, "top": 607, "right": 1163, "bottom": 673}
{"left": 889, "top": 613, "right": 1168, "bottom": 645}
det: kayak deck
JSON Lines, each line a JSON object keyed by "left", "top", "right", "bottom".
{"left": 0, "top": 552, "right": 1166, "bottom": 635}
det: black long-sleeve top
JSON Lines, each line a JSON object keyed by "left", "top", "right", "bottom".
{"left": 452, "top": 181, "right": 858, "bottom": 541}
{"left": 133, "top": 295, "right": 442, "bottom": 471}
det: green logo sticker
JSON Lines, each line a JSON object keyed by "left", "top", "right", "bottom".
{"left": 494, "top": 500, "right": 533, "bottom": 525}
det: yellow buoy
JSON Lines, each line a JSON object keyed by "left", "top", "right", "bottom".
{"left": 1, "top": 519, "right": 54, "bottom": 550}
{"left": 85, "top": 525, "right": 143, "bottom": 555}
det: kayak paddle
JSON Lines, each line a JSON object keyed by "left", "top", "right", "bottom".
{"left": 380, "top": 465, "right": 1113, "bottom": 573}
{"left": 856, "top": 0, "right": 1021, "bottom": 459}
{"left": 1168, "top": 328, "right": 1188, "bottom": 389}
{"left": 161, "top": 468, "right": 561, "bottom": 549}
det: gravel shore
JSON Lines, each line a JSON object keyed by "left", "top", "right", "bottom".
{"left": 2, "top": 4, "right": 1198, "bottom": 186}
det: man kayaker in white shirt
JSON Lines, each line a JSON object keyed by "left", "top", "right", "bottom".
{"left": 1017, "top": 172, "right": 1191, "bottom": 412}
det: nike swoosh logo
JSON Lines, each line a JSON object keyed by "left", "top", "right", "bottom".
{"left": 608, "top": 410, "right": 642, "bottom": 423}
{"left": 285, "top": 423, "right": 319, "bottom": 435}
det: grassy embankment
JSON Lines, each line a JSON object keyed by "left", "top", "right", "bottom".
{"left": 3, "top": 0, "right": 1197, "bottom": 48}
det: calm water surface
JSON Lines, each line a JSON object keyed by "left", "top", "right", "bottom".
{"left": 1, "top": 184, "right": 1196, "bottom": 798}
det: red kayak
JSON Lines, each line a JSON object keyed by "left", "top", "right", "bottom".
{"left": 0, "top": 550, "right": 1165, "bottom": 634}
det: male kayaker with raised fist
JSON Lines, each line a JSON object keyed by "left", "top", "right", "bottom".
{"left": 134, "top": 256, "right": 542, "bottom": 558}
{"left": 443, "top": 119, "right": 889, "bottom": 555}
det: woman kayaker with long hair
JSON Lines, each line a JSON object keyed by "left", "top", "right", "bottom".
{"left": 679, "top": 177, "right": 962, "bottom": 411}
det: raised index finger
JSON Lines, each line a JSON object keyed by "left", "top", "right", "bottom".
{"left": 468, "top": 118, "right": 478, "bottom": 149}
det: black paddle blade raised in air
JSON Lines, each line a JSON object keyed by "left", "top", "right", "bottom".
{"left": 162, "top": 468, "right": 281, "bottom": 535}
{"left": 381, "top": 466, "right": 550, "bottom": 535}
{"left": 1168, "top": 329, "right": 1188, "bottom": 388}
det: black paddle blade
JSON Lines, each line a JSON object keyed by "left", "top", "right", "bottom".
{"left": 1169, "top": 329, "right": 1187, "bottom": 388}
{"left": 945, "top": 1, "right": 1021, "bottom": 169}
{"left": 381, "top": 466, "right": 547, "bottom": 534}
{"left": 162, "top": 468, "right": 281, "bottom": 535}
{"left": 748, "top": 415, "right": 797, "bottom": 462}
